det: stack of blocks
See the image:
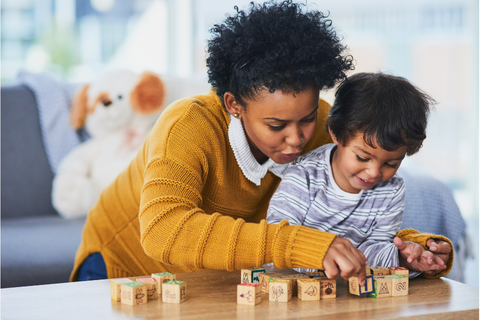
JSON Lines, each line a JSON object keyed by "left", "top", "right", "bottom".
{"left": 237, "top": 268, "right": 338, "bottom": 305}
{"left": 350, "top": 266, "right": 409, "bottom": 298}
{"left": 111, "top": 271, "right": 188, "bottom": 306}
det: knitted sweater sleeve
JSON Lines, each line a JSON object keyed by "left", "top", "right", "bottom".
{"left": 396, "top": 228, "right": 454, "bottom": 278}
{"left": 137, "top": 100, "right": 338, "bottom": 271}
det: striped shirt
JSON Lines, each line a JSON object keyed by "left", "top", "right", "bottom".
{"left": 267, "top": 143, "right": 405, "bottom": 271}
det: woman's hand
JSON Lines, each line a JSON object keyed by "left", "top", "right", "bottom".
{"left": 394, "top": 237, "right": 448, "bottom": 275}
{"left": 323, "top": 237, "right": 368, "bottom": 285}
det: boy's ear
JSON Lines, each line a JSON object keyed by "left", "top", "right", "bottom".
{"left": 224, "top": 92, "right": 243, "bottom": 118}
{"left": 328, "top": 126, "right": 339, "bottom": 145}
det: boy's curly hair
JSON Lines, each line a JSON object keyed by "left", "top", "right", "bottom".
{"left": 206, "top": 0, "right": 354, "bottom": 106}
{"left": 328, "top": 72, "right": 435, "bottom": 156}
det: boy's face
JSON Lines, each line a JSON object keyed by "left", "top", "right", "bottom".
{"left": 329, "top": 130, "right": 408, "bottom": 193}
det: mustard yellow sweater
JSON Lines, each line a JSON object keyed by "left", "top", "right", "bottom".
{"left": 70, "top": 90, "right": 453, "bottom": 281}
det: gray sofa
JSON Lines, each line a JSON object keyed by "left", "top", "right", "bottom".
{"left": 1, "top": 84, "right": 86, "bottom": 288}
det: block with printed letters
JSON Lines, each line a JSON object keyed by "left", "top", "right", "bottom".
{"left": 367, "top": 276, "right": 392, "bottom": 298}
{"left": 258, "top": 272, "right": 282, "bottom": 293}
{"left": 136, "top": 277, "right": 158, "bottom": 300}
{"left": 388, "top": 267, "right": 409, "bottom": 277}
{"left": 121, "top": 282, "right": 147, "bottom": 306}
{"left": 240, "top": 268, "right": 266, "bottom": 283}
{"left": 386, "top": 275, "right": 408, "bottom": 297}
{"left": 368, "top": 266, "right": 390, "bottom": 276}
{"left": 269, "top": 279, "right": 292, "bottom": 302}
{"left": 152, "top": 272, "right": 175, "bottom": 294}
{"left": 237, "top": 282, "right": 262, "bottom": 305}
{"left": 162, "top": 280, "right": 187, "bottom": 303}
{"left": 349, "top": 275, "right": 375, "bottom": 296}
{"left": 110, "top": 278, "right": 133, "bottom": 302}
{"left": 297, "top": 279, "right": 320, "bottom": 301}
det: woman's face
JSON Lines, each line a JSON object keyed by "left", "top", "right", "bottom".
{"left": 225, "top": 87, "right": 320, "bottom": 165}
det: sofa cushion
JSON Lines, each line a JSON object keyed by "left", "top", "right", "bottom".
{"left": 1, "top": 84, "right": 57, "bottom": 219}
{"left": 1, "top": 216, "right": 86, "bottom": 288}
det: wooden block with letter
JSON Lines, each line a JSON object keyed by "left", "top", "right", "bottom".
{"left": 275, "top": 274, "right": 310, "bottom": 296}
{"left": 237, "top": 282, "right": 262, "bottom": 305}
{"left": 241, "top": 268, "right": 266, "bottom": 283}
{"left": 368, "top": 266, "right": 390, "bottom": 276}
{"left": 121, "top": 282, "right": 147, "bottom": 306}
{"left": 297, "top": 279, "right": 320, "bottom": 301}
{"left": 388, "top": 267, "right": 409, "bottom": 277}
{"left": 269, "top": 279, "right": 292, "bottom": 302}
{"left": 136, "top": 277, "right": 158, "bottom": 300}
{"left": 162, "top": 280, "right": 187, "bottom": 303}
{"left": 386, "top": 275, "right": 408, "bottom": 297}
{"left": 367, "top": 276, "right": 392, "bottom": 298}
{"left": 110, "top": 278, "right": 133, "bottom": 302}
{"left": 258, "top": 272, "right": 282, "bottom": 293}
{"left": 349, "top": 275, "right": 375, "bottom": 296}
{"left": 151, "top": 272, "right": 175, "bottom": 294}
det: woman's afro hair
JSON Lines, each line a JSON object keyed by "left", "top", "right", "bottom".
{"left": 206, "top": 0, "right": 355, "bottom": 106}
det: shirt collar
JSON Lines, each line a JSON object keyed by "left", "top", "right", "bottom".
{"left": 228, "top": 115, "right": 290, "bottom": 186}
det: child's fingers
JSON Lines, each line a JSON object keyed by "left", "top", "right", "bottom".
{"left": 322, "top": 255, "right": 339, "bottom": 280}
{"left": 433, "top": 255, "right": 446, "bottom": 267}
{"left": 393, "top": 237, "right": 407, "bottom": 251}
{"left": 407, "top": 244, "right": 423, "bottom": 263}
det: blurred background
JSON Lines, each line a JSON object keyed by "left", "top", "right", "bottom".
{"left": 1, "top": 0, "right": 478, "bottom": 286}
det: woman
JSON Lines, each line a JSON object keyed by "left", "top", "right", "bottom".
{"left": 72, "top": 0, "right": 452, "bottom": 283}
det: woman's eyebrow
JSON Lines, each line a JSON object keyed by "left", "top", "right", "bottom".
{"left": 263, "top": 107, "right": 319, "bottom": 122}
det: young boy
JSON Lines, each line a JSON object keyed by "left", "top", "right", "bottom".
{"left": 267, "top": 72, "right": 436, "bottom": 276}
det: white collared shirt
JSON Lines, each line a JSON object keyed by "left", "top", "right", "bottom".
{"left": 227, "top": 115, "right": 290, "bottom": 186}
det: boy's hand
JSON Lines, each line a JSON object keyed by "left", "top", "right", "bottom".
{"left": 394, "top": 237, "right": 447, "bottom": 274}
{"left": 323, "top": 237, "right": 368, "bottom": 285}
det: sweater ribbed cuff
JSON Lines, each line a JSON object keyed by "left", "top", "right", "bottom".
{"left": 396, "top": 228, "right": 454, "bottom": 279}
{"left": 272, "top": 221, "right": 338, "bottom": 270}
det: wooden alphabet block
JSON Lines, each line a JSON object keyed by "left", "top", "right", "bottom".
{"left": 319, "top": 278, "right": 336, "bottom": 299}
{"left": 152, "top": 272, "right": 176, "bottom": 294}
{"left": 240, "top": 268, "right": 266, "bottom": 283}
{"left": 386, "top": 275, "right": 408, "bottom": 297}
{"left": 367, "top": 276, "right": 392, "bottom": 298}
{"left": 306, "top": 271, "right": 326, "bottom": 278}
{"left": 162, "top": 280, "right": 187, "bottom": 303}
{"left": 349, "top": 275, "right": 375, "bottom": 296}
{"left": 388, "top": 267, "right": 409, "bottom": 277}
{"left": 368, "top": 266, "right": 390, "bottom": 276}
{"left": 275, "top": 274, "right": 310, "bottom": 296}
{"left": 136, "top": 277, "right": 158, "bottom": 300}
{"left": 258, "top": 272, "right": 282, "bottom": 293}
{"left": 297, "top": 279, "right": 320, "bottom": 301}
{"left": 121, "top": 282, "right": 147, "bottom": 306}
{"left": 110, "top": 278, "right": 133, "bottom": 302}
{"left": 237, "top": 282, "right": 262, "bottom": 305}
{"left": 269, "top": 279, "right": 292, "bottom": 302}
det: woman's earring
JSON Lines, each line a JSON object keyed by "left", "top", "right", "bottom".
{"left": 233, "top": 113, "right": 239, "bottom": 118}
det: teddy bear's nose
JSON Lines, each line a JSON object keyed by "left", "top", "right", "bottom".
{"left": 102, "top": 98, "right": 112, "bottom": 107}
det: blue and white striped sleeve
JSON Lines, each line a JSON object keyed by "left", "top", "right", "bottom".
{"left": 358, "top": 182, "right": 419, "bottom": 278}
{"left": 266, "top": 164, "right": 312, "bottom": 226}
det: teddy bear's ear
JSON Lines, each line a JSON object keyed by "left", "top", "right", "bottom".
{"left": 130, "top": 71, "right": 166, "bottom": 114}
{"left": 70, "top": 84, "right": 90, "bottom": 129}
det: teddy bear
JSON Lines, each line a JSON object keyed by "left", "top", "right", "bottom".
{"left": 52, "top": 69, "right": 167, "bottom": 219}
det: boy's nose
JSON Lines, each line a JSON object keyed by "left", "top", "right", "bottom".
{"left": 366, "top": 165, "right": 381, "bottom": 179}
